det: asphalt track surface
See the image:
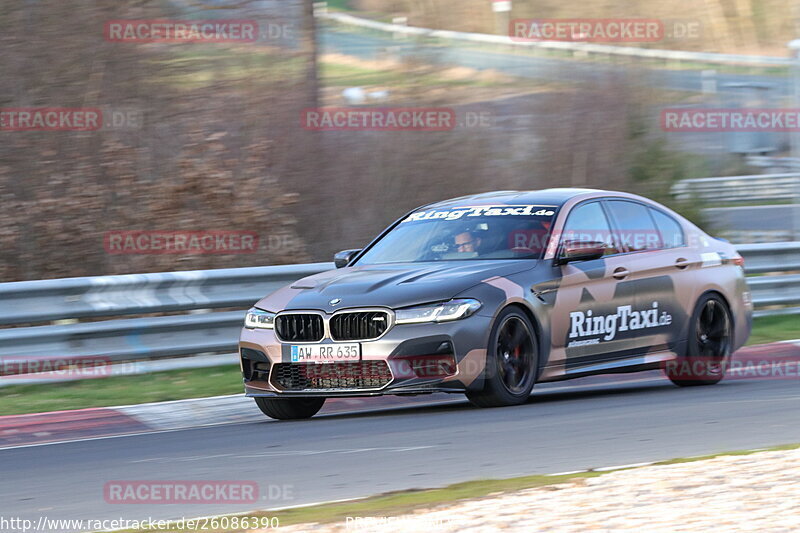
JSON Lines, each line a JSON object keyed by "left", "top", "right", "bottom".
{"left": 2, "top": 370, "right": 800, "bottom": 530}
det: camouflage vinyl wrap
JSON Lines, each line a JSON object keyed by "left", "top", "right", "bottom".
{"left": 239, "top": 189, "right": 752, "bottom": 398}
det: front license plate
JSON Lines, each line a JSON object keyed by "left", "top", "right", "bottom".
{"left": 290, "top": 343, "right": 361, "bottom": 363}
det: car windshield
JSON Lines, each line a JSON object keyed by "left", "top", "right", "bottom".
{"left": 356, "top": 204, "right": 558, "bottom": 264}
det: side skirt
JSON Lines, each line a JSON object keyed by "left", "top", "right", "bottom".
{"left": 538, "top": 350, "right": 677, "bottom": 383}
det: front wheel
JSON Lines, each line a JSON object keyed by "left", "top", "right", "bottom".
{"left": 466, "top": 307, "right": 538, "bottom": 408}
{"left": 665, "top": 293, "right": 732, "bottom": 387}
{"left": 254, "top": 397, "right": 326, "bottom": 420}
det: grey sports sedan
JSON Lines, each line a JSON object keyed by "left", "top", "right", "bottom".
{"left": 239, "top": 188, "right": 752, "bottom": 419}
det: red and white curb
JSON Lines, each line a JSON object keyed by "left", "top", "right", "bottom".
{"left": 0, "top": 394, "right": 459, "bottom": 449}
{"left": 0, "top": 408, "right": 151, "bottom": 448}
{"left": 1, "top": 341, "right": 799, "bottom": 450}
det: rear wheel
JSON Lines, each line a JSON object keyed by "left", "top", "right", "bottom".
{"left": 467, "top": 307, "right": 538, "bottom": 408}
{"left": 666, "top": 293, "right": 732, "bottom": 387}
{"left": 254, "top": 397, "right": 326, "bottom": 420}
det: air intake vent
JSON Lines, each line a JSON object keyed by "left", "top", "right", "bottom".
{"left": 274, "top": 314, "right": 324, "bottom": 342}
{"left": 240, "top": 348, "right": 268, "bottom": 381}
{"left": 272, "top": 361, "right": 392, "bottom": 390}
{"left": 330, "top": 311, "right": 390, "bottom": 341}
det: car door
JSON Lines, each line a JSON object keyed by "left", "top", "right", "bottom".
{"left": 547, "top": 200, "right": 641, "bottom": 371}
{"left": 602, "top": 199, "right": 689, "bottom": 358}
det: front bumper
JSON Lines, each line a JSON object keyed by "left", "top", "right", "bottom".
{"left": 238, "top": 314, "right": 492, "bottom": 397}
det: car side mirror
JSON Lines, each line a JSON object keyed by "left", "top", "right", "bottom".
{"left": 334, "top": 249, "right": 362, "bottom": 268}
{"left": 558, "top": 240, "right": 606, "bottom": 264}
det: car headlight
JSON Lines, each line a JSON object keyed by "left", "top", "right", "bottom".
{"left": 395, "top": 299, "right": 482, "bottom": 324}
{"left": 245, "top": 308, "right": 276, "bottom": 329}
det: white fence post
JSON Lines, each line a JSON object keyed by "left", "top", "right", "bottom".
{"left": 392, "top": 16, "right": 408, "bottom": 40}
{"left": 312, "top": 2, "right": 327, "bottom": 17}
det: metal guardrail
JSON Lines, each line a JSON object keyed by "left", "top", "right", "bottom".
{"left": 0, "top": 311, "right": 246, "bottom": 366}
{"left": 0, "top": 263, "right": 333, "bottom": 375}
{"left": 0, "top": 263, "right": 332, "bottom": 326}
{"left": 746, "top": 156, "right": 800, "bottom": 170}
{"left": 319, "top": 12, "right": 795, "bottom": 67}
{"left": 736, "top": 242, "right": 800, "bottom": 273}
{"left": 0, "top": 245, "right": 797, "bottom": 375}
{"left": 714, "top": 230, "right": 794, "bottom": 244}
{"left": 747, "top": 275, "right": 800, "bottom": 307}
{"left": 737, "top": 242, "right": 800, "bottom": 317}
{"left": 672, "top": 173, "right": 800, "bottom": 204}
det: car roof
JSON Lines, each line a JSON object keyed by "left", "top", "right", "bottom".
{"left": 424, "top": 188, "right": 608, "bottom": 209}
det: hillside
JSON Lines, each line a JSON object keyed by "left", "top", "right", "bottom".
{"left": 350, "top": 0, "right": 799, "bottom": 56}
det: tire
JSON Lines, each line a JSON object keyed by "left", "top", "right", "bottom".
{"left": 666, "top": 293, "right": 732, "bottom": 387}
{"left": 466, "top": 307, "right": 539, "bottom": 408}
{"left": 254, "top": 397, "right": 326, "bottom": 420}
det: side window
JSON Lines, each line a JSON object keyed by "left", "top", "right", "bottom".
{"left": 560, "top": 201, "right": 620, "bottom": 256}
{"left": 651, "top": 208, "right": 685, "bottom": 248}
{"left": 605, "top": 200, "right": 662, "bottom": 252}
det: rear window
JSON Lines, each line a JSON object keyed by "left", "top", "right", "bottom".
{"left": 605, "top": 200, "right": 662, "bottom": 252}
{"left": 650, "top": 208, "right": 685, "bottom": 248}
{"left": 560, "top": 201, "right": 620, "bottom": 256}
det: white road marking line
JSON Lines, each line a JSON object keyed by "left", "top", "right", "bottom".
{"left": 114, "top": 393, "right": 244, "bottom": 410}
{"left": 127, "top": 446, "right": 440, "bottom": 464}
{"left": 237, "top": 446, "right": 440, "bottom": 459}
{"left": 130, "top": 453, "right": 235, "bottom": 464}
{"left": 593, "top": 462, "right": 655, "bottom": 472}
{"left": 708, "top": 396, "right": 800, "bottom": 404}
{"left": 545, "top": 470, "right": 588, "bottom": 476}
{"left": 265, "top": 497, "right": 366, "bottom": 511}
{"left": 0, "top": 419, "right": 259, "bottom": 452}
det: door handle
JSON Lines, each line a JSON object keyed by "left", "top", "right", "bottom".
{"left": 675, "top": 258, "right": 690, "bottom": 270}
{"left": 612, "top": 267, "right": 629, "bottom": 280}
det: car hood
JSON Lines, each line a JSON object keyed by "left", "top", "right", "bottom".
{"left": 256, "top": 260, "right": 537, "bottom": 312}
